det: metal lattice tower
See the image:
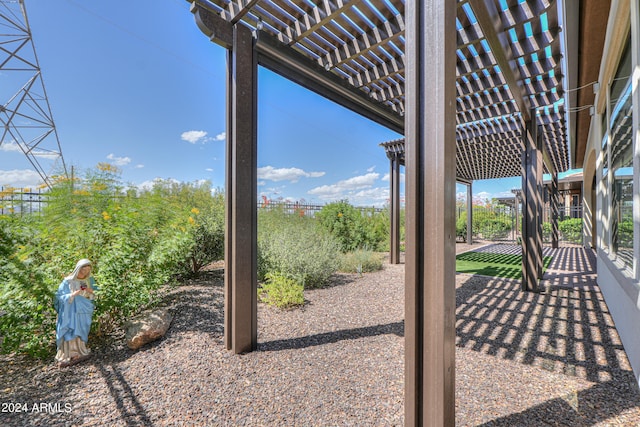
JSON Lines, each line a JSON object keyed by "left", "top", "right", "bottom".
{"left": 0, "top": 0, "right": 66, "bottom": 188}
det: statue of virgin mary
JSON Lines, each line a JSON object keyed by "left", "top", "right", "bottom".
{"left": 54, "top": 258, "right": 98, "bottom": 367}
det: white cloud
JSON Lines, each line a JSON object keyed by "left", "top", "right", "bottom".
{"left": 1, "top": 141, "right": 61, "bottom": 159}
{"left": 136, "top": 177, "right": 181, "bottom": 191}
{"left": 181, "top": 130, "right": 208, "bottom": 144}
{"left": 135, "top": 164, "right": 144, "bottom": 169}
{"left": 107, "top": 153, "right": 132, "bottom": 166}
{"left": 495, "top": 190, "right": 517, "bottom": 198}
{"left": 205, "top": 168, "right": 214, "bottom": 172}
{"left": 350, "top": 187, "right": 390, "bottom": 207}
{"left": 135, "top": 177, "right": 212, "bottom": 192}
{"left": 367, "top": 166, "right": 376, "bottom": 173}
{"left": 0, "top": 142, "right": 21, "bottom": 153}
{"left": 181, "top": 130, "right": 225, "bottom": 144}
{"left": 0, "top": 169, "right": 44, "bottom": 189}
{"left": 381, "top": 172, "right": 405, "bottom": 182}
{"left": 257, "top": 166, "right": 325, "bottom": 183}
{"left": 307, "top": 172, "right": 380, "bottom": 200}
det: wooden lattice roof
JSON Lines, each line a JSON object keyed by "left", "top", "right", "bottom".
{"left": 191, "top": 0, "right": 577, "bottom": 181}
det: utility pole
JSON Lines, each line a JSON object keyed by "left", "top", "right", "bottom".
{"left": 0, "top": 0, "right": 67, "bottom": 188}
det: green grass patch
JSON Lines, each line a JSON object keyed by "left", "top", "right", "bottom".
{"left": 456, "top": 251, "right": 552, "bottom": 279}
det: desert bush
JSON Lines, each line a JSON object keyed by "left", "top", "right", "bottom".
{"left": 145, "top": 181, "right": 225, "bottom": 276}
{"left": 258, "top": 208, "right": 340, "bottom": 288}
{"left": 258, "top": 272, "right": 305, "bottom": 309}
{"left": 456, "top": 213, "right": 468, "bottom": 241}
{"left": 0, "top": 217, "right": 56, "bottom": 357}
{"left": 339, "top": 249, "right": 384, "bottom": 274}
{"left": 0, "top": 165, "right": 225, "bottom": 357}
{"left": 316, "top": 200, "right": 387, "bottom": 252}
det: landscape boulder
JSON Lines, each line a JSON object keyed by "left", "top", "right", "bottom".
{"left": 125, "top": 307, "right": 173, "bottom": 350}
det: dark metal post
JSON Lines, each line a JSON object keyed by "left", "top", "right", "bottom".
{"left": 225, "top": 24, "right": 258, "bottom": 353}
{"left": 535, "top": 126, "right": 544, "bottom": 278}
{"left": 521, "top": 111, "right": 541, "bottom": 291}
{"left": 514, "top": 192, "right": 520, "bottom": 242}
{"left": 390, "top": 153, "right": 401, "bottom": 264}
{"left": 466, "top": 182, "right": 473, "bottom": 244}
{"left": 405, "top": 0, "right": 456, "bottom": 425}
{"left": 551, "top": 172, "right": 559, "bottom": 249}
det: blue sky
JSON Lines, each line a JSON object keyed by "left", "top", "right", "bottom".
{"left": 1, "top": 0, "right": 542, "bottom": 207}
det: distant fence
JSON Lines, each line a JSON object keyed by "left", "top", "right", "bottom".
{"left": 0, "top": 187, "right": 48, "bottom": 215}
{"left": 0, "top": 189, "right": 385, "bottom": 217}
{"left": 457, "top": 203, "right": 584, "bottom": 246}
{"left": 258, "top": 201, "right": 384, "bottom": 216}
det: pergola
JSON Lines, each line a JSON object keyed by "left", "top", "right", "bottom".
{"left": 187, "top": 0, "right": 607, "bottom": 425}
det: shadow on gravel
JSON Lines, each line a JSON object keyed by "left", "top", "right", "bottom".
{"left": 163, "top": 289, "right": 224, "bottom": 337}
{"left": 1, "top": 271, "right": 226, "bottom": 427}
{"left": 478, "top": 380, "right": 640, "bottom": 426}
{"left": 259, "top": 321, "right": 404, "bottom": 352}
{"left": 455, "top": 245, "right": 640, "bottom": 424}
{"left": 95, "top": 363, "right": 154, "bottom": 427}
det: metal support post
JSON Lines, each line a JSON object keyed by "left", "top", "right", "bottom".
{"left": 225, "top": 23, "right": 258, "bottom": 353}
{"left": 466, "top": 182, "right": 473, "bottom": 245}
{"left": 390, "top": 153, "right": 401, "bottom": 264}
{"left": 405, "top": 0, "right": 456, "bottom": 425}
{"left": 521, "top": 111, "right": 542, "bottom": 291}
{"left": 551, "top": 172, "right": 559, "bottom": 249}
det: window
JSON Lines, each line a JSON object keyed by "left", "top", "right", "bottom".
{"left": 606, "top": 36, "right": 634, "bottom": 268}
{"left": 600, "top": 132, "right": 609, "bottom": 248}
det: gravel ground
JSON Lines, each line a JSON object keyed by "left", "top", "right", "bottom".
{"left": 2, "top": 243, "right": 640, "bottom": 426}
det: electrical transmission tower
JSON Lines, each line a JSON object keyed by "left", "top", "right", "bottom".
{"left": 0, "top": 0, "right": 66, "bottom": 188}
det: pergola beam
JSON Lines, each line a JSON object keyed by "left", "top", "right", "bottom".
{"left": 467, "top": 0, "right": 531, "bottom": 121}
{"left": 255, "top": 29, "right": 404, "bottom": 133}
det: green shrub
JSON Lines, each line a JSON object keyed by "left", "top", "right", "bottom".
{"left": 0, "top": 217, "right": 56, "bottom": 357}
{"left": 559, "top": 218, "right": 583, "bottom": 244}
{"left": 0, "top": 165, "right": 226, "bottom": 357}
{"left": 258, "top": 272, "right": 304, "bottom": 309}
{"left": 258, "top": 208, "right": 340, "bottom": 288}
{"left": 542, "top": 222, "right": 552, "bottom": 242}
{"left": 181, "top": 190, "right": 225, "bottom": 275}
{"left": 339, "top": 249, "right": 384, "bottom": 274}
{"left": 479, "top": 217, "right": 512, "bottom": 239}
{"left": 456, "top": 205, "right": 519, "bottom": 242}
{"left": 316, "top": 200, "right": 387, "bottom": 252}
{"left": 456, "top": 213, "right": 468, "bottom": 241}
{"left": 618, "top": 219, "right": 634, "bottom": 248}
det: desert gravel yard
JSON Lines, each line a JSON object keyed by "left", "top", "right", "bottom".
{"left": 2, "top": 243, "right": 640, "bottom": 426}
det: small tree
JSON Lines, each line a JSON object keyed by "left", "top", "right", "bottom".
{"left": 316, "top": 200, "right": 386, "bottom": 252}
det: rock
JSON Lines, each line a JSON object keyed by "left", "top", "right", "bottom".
{"left": 125, "top": 307, "right": 173, "bottom": 350}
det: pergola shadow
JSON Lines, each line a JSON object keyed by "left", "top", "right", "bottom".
{"left": 455, "top": 246, "right": 640, "bottom": 424}
{"left": 258, "top": 321, "right": 404, "bottom": 352}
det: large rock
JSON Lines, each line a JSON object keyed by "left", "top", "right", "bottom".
{"left": 125, "top": 307, "right": 173, "bottom": 350}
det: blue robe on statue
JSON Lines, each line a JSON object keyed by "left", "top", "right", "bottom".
{"left": 54, "top": 277, "right": 97, "bottom": 350}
